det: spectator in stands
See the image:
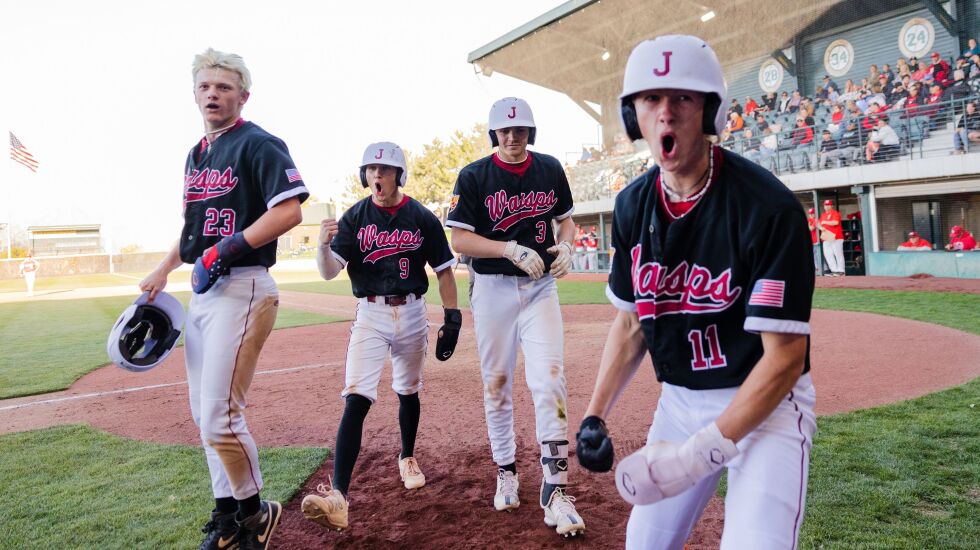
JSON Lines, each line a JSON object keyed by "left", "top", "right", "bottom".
{"left": 817, "top": 129, "right": 843, "bottom": 169}
{"left": 963, "top": 38, "right": 980, "bottom": 58}
{"left": 613, "top": 132, "right": 634, "bottom": 155}
{"left": 761, "top": 91, "right": 777, "bottom": 112}
{"left": 902, "top": 82, "right": 924, "bottom": 116}
{"left": 845, "top": 100, "right": 863, "bottom": 120}
{"left": 928, "top": 52, "right": 951, "bottom": 86}
{"left": 896, "top": 58, "right": 911, "bottom": 80}
{"left": 877, "top": 73, "right": 894, "bottom": 96}
{"left": 730, "top": 98, "right": 743, "bottom": 116}
{"left": 926, "top": 83, "right": 946, "bottom": 126}
{"left": 741, "top": 128, "right": 762, "bottom": 162}
{"left": 942, "top": 69, "right": 971, "bottom": 105}
{"left": 881, "top": 63, "right": 895, "bottom": 84}
{"left": 726, "top": 110, "right": 744, "bottom": 133}
{"left": 897, "top": 231, "right": 932, "bottom": 251}
{"left": 868, "top": 64, "right": 880, "bottom": 83}
{"left": 788, "top": 90, "right": 802, "bottom": 113}
{"left": 822, "top": 75, "right": 839, "bottom": 95}
{"left": 778, "top": 91, "right": 791, "bottom": 113}
{"left": 946, "top": 225, "right": 978, "bottom": 250}
{"left": 827, "top": 103, "right": 845, "bottom": 139}
{"left": 754, "top": 112, "right": 769, "bottom": 133}
{"left": 787, "top": 116, "right": 814, "bottom": 172}
{"left": 759, "top": 127, "right": 778, "bottom": 171}
{"left": 814, "top": 85, "right": 827, "bottom": 102}
{"left": 953, "top": 101, "right": 980, "bottom": 153}
{"left": 866, "top": 117, "right": 900, "bottom": 162}
{"left": 887, "top": 79, "right": 908, "bottom": 105}
{"left": 745, "top": 96, "right": 759, "bottom": 116}
{"left": 837, "top": 121, "right": 863, "bottom": 165}
{"left": 826, "top": 84, "right": 840, "bottom": 105}
{"left": 969, "top": 54, "right": 980, "bottom": 78}
{"left": 911, "top": 58, "right": 929, "bottom": 81}
{"left": 580, "top": 147, "right": 592, "bottom": 163}
{"left": 800, "top": 98, "right": 816, "bottom": 119}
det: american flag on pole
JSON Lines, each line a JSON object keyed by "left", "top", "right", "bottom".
{"left": 10, "top": 132, "right": 39, "bottom": 172}
{"left": 748, "top": 279, "right": 785, "bottom": 307}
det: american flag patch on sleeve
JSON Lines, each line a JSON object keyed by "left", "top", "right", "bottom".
{"left": 748, "top": 279, "right": 785, "bottom": 307}
{"left": 285, "top": 168, "right": 302, "bottom": 182}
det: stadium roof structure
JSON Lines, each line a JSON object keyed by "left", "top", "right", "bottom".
{"left": 468, "top": 0, "right": 924, "bottom": 122}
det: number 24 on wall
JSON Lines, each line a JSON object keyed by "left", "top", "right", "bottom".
{"left": 687, "top": 324, "right": 728, "bottom": 371}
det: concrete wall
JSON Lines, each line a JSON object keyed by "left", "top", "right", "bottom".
{"left": 0, "top": 252, "right": 168, "bottom": 280}
{"left": 868, "top": 251, "right": 980, "bottom": 278}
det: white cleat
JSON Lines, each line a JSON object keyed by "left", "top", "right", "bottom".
{"left": 301, "top": 483, "right": 349, "bottom": 531}
{"left": 399, "top": 456, "right": 426, "bottom": 489}
{"left": 494, "top": 470, "right": 520, "bottom": 511}
{"left": 542, "top": 482, "right": 585, "bottom": 537}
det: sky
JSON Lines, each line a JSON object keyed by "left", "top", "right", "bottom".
{"left": 1, "top": 0, "right": 598, "bottom": 252}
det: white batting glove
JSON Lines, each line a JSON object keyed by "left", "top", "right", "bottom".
{"left": 546, "top": 241, "right": 574, "bottom": 279}
{"left": 615, "top": 422, "right": 738, "bottom": 506}
{"left": 502, "top": 240, "right": 544, "bottom": 280}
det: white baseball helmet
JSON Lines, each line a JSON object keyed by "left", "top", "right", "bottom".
{"left": 360, "top": 141, "right": 408, "bottom": 187}
{"left": 619, "top": 35, "right": 728, "bottom": 140}
{"left": 488, "top": 97, "right": 536, "bottom": 147}
{"left": 107, "top": 291, "right": 185, "bottom": 373}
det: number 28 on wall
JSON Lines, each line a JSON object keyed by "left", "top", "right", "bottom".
{"left": 687, "top": 324, "right": 728, "bottom": 370}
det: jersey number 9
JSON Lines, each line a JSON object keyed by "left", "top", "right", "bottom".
{"left": 399, "top": 257, "right": 410, "bottom": 279}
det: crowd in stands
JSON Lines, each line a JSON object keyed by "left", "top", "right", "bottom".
{"left": 719, "top": 41, "right": 980, "bottom": 173}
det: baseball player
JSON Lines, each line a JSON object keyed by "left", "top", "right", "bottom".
{"left": 818, "top": 199, "right": 846, "bottom": 276}
{"left": 897, "top": 231, "right": 932, "bottom": 251}
{"left": 300, "top": 142, "right": 460, "bottom": 531}
{"left": 447, "top": 97, "right": 585, "bottom": 537}
{"left": 574, "top": 35, "right": 816, "bottom": 549}
{"left": 139, "top": 47, "right": 308, "bottom": 550}
{"left": 18, "top": 252, "right": 39, "bottom": 297}
{"left": 585, "top": 226, "right": 599, "bottom": 271}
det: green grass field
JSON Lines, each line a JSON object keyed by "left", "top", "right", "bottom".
{"left": 0, "top": 292, "right": 345, "bottom": 399}
{"left": 0, "top": 269, "right": 326, "bottom": 294}
{"left": 0, "top": 425, "right": 328, "bottom": 548}
{"left": 0, "top": 283, "right": 977, "bottom": 547}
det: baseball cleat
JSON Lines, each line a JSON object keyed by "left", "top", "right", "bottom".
{"left": 302, "top": 483, "right": 349, "bottom": 531}
{"left": 398, "top": 456, "right": 426, "bottom": 489}
{"left": 494, "top": 470, "right": 520, "bottom": 511}
{"left": 236, "top": 500, "right": 281, "bottom": 550}
{"left": 198, "top": 509, "right": 240, "bottom": 550}
{"left": 541, "top": 482, "right": 585, "bottom": 537}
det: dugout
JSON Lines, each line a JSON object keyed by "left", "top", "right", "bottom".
{"left": 470, "top": 0, "right": 980, "bottom": 277}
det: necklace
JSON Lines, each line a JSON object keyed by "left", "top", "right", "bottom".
{"left": 205, "top": 120, "right": 239, "bottom": 153}
{"left": 662, "top": 146, "right": 714, "bottom": 203}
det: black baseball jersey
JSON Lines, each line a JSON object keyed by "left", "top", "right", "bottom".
{"left": 607, "top": 146, "right": 814, "bottom": 390}
{"left": 446, "top": 152, "right": 574, "bottom": 276}
{"left": 180, "top": 121, "right": 309, "bottom": 267}
{"left": 330, "top": 195, "right": 455, "bottom": 298}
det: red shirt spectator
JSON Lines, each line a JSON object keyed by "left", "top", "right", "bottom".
{"left": 792, "top": 118, "right": 814, "bottom": 145}
{"left": 897, "top": 231, "right": 931, "bottom": 251}
{"left": 745, "top": 97, "right": 758, "bottom": 115}
{"left": 928, "top": 52, "right": 951, "bottom": 85}
{"left": 946, "top": 226, "right": 978, "bottom": 250}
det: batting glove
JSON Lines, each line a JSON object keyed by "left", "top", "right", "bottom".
{"left": 435, "top": 308, "right": 462, "bottom": 361}
{"left": 547, "top": 241, "right": 574, "bottom": 279}
{"left": 615, "top": 422, "right": 738, "bottom": 506}
{"left": 502, "top": 240, "right": 544, "bottom": 280}
{"left": 576, "top": 416, "right": 614, "bottom": 472}
{"left": 192, "top": 232, "right": 254, "bottom": 294}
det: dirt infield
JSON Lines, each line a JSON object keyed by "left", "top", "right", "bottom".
{"left": 2, "top": 284, "right": 979, "bottom": 549}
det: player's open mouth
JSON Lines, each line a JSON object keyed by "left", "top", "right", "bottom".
{"left": 661, "top": 133, "right": 677, "bottom": 158}
{"left": 206, "top": 103, "right": 219, "bottom": 111}
{"left": 375, "top": 182, "right": 382, "bottom": 193}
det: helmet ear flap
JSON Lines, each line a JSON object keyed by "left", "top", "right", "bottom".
{"left": 703, "top": 93, "right": 722, "bottom": 135}
{"left": 395, "top": 168, "right": 405, "bottom": 187}
{"left": 489, "top": 131, "right": 499, "bottom": 147}
{"left": 528, "top": 127, "right": 536, "bottom": 145}
{"left": 620, "top": 99, "right": 643, "bottom": 142}
{"left": 359, "top": 167, "right": 368, "bottom": 188}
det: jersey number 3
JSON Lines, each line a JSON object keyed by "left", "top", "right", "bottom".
{"left": 203, "top": 208, "right": 236, "bottom": 237}
{"left": 687, "top": 324, "right": 728, "bottom": 371}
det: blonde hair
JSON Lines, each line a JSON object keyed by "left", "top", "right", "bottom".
{"left": 191, "top": 48, "right": 252, "bottom": 93}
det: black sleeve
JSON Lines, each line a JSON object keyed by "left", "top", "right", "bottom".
{"left": 446, "top": 168, "right": 480, "bottom": 231}
{"left": 423, "top": 210, "right": 456, "bottom": 271}
{"left": 329, "top": 207, "right": 357, "bottom": 266}
{"left": 606, "top": 193, "right": 638, "bottom": 312}
{"left": 252, "top": 138, "right": 310, "bottom": 209}
{"left": 743, "top": 208, "right": 815, "bottom": 334}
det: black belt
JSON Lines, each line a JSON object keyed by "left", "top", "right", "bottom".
{"left": 366, "top": 293, "right": 422, "bottom": 306}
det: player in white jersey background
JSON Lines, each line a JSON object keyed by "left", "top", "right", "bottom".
{"left": 447, "top": 97, "right": 585, "bottom": 538}
{"left": 574, "top": 35, "right": 816, "bottom": 550}
{"left": 301, "top": 142, "right": 459, "bottom": 532}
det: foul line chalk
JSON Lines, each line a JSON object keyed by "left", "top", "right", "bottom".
{"left": 0, "top": 363, "right": 336, "bottom": 412}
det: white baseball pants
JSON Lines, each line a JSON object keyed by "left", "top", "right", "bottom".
{"left": 625, "top": 374, "right": 816, "bottom": 550}
{"left": 185, "top": 266, "right": 279, "bottom": 500}
{"left": 822, "top": 239, "right": 845, "bottom": 274}
{"left": 470, "top": 272, "right": 568, "bottom": 466}
{"left": 341, "top": 295, "right": 428, "bottom": 403}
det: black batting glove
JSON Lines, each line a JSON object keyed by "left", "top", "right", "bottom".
{"left": 191, "top": 232, "right": 253, "bottom": 294}
{"left": 576, "top": 415, "right": 615, "bottom": 472}
{"left": 435, "top": 308, "right": 462, "bottom": 361}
